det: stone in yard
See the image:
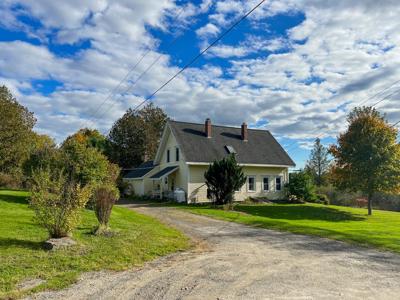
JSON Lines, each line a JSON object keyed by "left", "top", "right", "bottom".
{"left": 43, "top": 237, "right": 76, "bottom": 251}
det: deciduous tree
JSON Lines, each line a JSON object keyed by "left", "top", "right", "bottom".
{"left": 61, "top": 131, "right": 116, "bottom": 188}
{"left": 329, "top": 107, "right": 400, "bottom": 215}
{"left": 108, "top": 103, "right": 167, "bottom": 168}
{"left": 63, "top": 128, "right": 108, "bottom": 154}
{"left": 0, "top": 85, "right": 36, "bottom": 175}
{"left": 23, "top": 133, "right": 58, "bottom": 178}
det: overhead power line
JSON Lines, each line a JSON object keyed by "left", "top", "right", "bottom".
{"left": 285, "top": 80, "right": 400, "bottom": 153}
{"left": 390, "top": 120, "right": 400, "bottom": 128}
{"left": 94, "top": 28, "right": 184, "bottom": 123}
{"left": 80, "top": 7, "right": 186, "bottom": 129}
{"left": 84, "top": 48, "right": 152, "bottom": 124}
{"left": 127, "top": 0, "right": 267, "bottom": 113}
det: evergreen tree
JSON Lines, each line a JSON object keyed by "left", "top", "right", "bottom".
{"left": 305, "top": 138, "right": 330, "bottom": 186}
{"left": 204, "top": 155, "right": 246, "bottom": 205}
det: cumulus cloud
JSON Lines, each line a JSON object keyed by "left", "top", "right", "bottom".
{"left": 0, "top": 0, "right": 399, "bottom": 149}
{"left": 196, "top": 23, "right": 220, "bottom": 39}
{"left": 206, "top": 36, "right": 288, "bottom": 58}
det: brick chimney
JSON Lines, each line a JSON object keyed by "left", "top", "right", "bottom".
{"left": 205, "top": 118, "right": 212, "bottom": 138}
{"left": 241, "top": 122, "right": 248, "bottom": 141}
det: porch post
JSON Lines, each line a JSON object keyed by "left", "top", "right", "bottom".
{"left": 159, "top": 178, "right": 163, "bottom": 199}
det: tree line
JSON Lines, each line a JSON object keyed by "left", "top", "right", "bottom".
{"left": 0, "top": 85, "right": 168, "bottom": 187}
{"left": 2, "top": 84, "right": 400, "bottom": 218}
{"left": 0, "top": 85, "right": 167, "bottom": 237}
{"left": 287, "top": 107, "right": 400, "bottom": 215}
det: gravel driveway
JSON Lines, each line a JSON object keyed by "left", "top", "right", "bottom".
{"left": 30, "top": 203, "right": 400, "bottom": 300}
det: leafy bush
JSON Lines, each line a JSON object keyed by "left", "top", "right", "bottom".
{"left": 315, "top": 193, "right": 329, "bottom": 205}
{"left": 93, "top": 185, "right": 120, "bottom": 235}
{"left": 61, "top": 140, "right": 110, "bottom": 187}
{"left": 30, "top": 169, "right": 92, "bottom": 238}
{"left": 204, "top": 154, "right": 246, "bottom": 205}
{"left": 0, "top": 172, "right": 22, "bottom": 189}
{"left": 287, "top": 194, "right": 305, "bottom": 204}
{"left": 285, "top": 172, "right": 317, "bottom": 202}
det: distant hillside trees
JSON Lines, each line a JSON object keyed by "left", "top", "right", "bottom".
{"left": 108, "top": 103, "right": 167, "bottom": 168}
{"left": 0, "top": 85, "right": 35, "bottom": 172}
{"left": 0, "top": 85, "right": 37, "bottom": 187}
{"left": 305, "top": 138, "right": 330, "bottom": 186}
{"left": 329, "top": 106, "right": 400, "bottom": 215}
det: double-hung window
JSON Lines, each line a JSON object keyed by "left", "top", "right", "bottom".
{"left": 166, "top": 149, "right": 170, "bottom": 163}
{"left": 263, "top": 177, "right": 269, "bottom": 192}
{"left": 275, "top": 177, "right": 282, "bottom": 191}
{"left": 176, "top": 147, "right": 179, "bottom": 161}
{"left": 248, "top": 176, "right": 256, "bottom": 192}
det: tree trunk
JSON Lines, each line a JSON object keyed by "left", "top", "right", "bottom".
{"left": 367, "top": 193, "right": 373, "bottom": 215}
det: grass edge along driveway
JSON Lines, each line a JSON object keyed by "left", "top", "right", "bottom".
{"left": 175, "top": 202, "right": 400, "bottom": 254}
{"left": 0, "top": 190, "right": 190, "bottom": 299}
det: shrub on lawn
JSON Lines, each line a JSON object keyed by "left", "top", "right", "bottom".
{"left": 285, "top": 171, "right": 317, "bottom": 202}
{"left": 93, "top": 185, "right": 120, "bottom": 235}
{"left": 30, "top": 168, "right": 92, "bottom": 238}
{"left": 204, "top": 154, "right": 246, "bottom": 205}
{"left": 287, "top": 194, "right": 305, "bottom": 204}
{"left": 315, "top": 193, "right": 329, "bottom": 205}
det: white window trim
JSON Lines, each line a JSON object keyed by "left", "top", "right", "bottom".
{"left": 262, "top": 176, "right": 270, "bottom": 192}
{"left": 175, "top": 146, "right": 179, "bottom": 162}
{"left": 275, "top": 176, "right": 282, "bottom": 191}
{"left": 247, "top": 175, "right": 256, "bottom": 192}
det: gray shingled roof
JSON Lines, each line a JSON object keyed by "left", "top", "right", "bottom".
{"left": 124, "top": 161, "right": 155, "bottom": 179}
{"left": 150, "top": 166, "right": 179, "bottom": 179}
{"left": 168, "top": 121, "right": 295, "bottom": 166}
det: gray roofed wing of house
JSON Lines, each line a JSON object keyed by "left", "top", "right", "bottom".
{"left": 168, "top": 121, "right": 295, "bottom": 166}
{"left": 123, "top": 161, "right": 155, "bottom": 179}
{"left": 150, "top": 166, "right": 179, "bottom": 179}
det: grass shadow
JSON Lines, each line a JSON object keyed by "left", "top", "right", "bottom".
{"left": 236, "top": 205, "right": 366, "bottom": 222}
{"left": 0, "top": 237, "right": 43, "bottom": 250}
{"left": 0, "top": 193, "right": 29, "bottom": 204}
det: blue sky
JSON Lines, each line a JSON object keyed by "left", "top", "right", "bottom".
{"left": 1, "top": 0, "right": 400, "bottom": 168}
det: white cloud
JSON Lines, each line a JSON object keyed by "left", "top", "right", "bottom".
{"left": 0, "top": 0, "right": 400, "bottom": 148}
{"left": 196, "top": 23, "right": 220, "bottom": 39}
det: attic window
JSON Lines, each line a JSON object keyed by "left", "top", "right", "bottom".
{"left": 225, "top": 145, "right": 237, "bottom": 154}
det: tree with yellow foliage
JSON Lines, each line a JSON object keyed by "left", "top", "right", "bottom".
{"left": 330, "top": 107, "right": 400, "bottom": 215}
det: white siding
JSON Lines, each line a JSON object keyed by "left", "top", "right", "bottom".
{"left": 187, "top": 165, "right": 289, "bottom": 203}
{"left": 156, "top": 128, "right": 190, "bottom": 196}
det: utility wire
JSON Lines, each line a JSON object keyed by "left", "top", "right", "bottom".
{"left": 357, "top": 79, "right": 400, "bottom": 107}
{"left": 284, "top": 80, "right": 400, "bottom": 153}
{"left": 81, "top": 6, "right": 186, "bottom": 129}
{"left": 84, "top": 48, "right": 152, "bottom": 123}
{"left": 370, "top": 87, "right": 400, "bottom": 107}
{"left": 94, "top": 28, "right": 184, "bottom": 123}
{"left": 127, "top": 0, "right": 267, "bottom": 113}
{"left": 390, "top": 120, "right": 400, "bottom": 128}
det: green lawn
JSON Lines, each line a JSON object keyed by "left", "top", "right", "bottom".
{"left": 0, "top": 190, "right": 190, "bottom": 299}
{"left": 176, "top": 202, "right": 400, "bottom": 253}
